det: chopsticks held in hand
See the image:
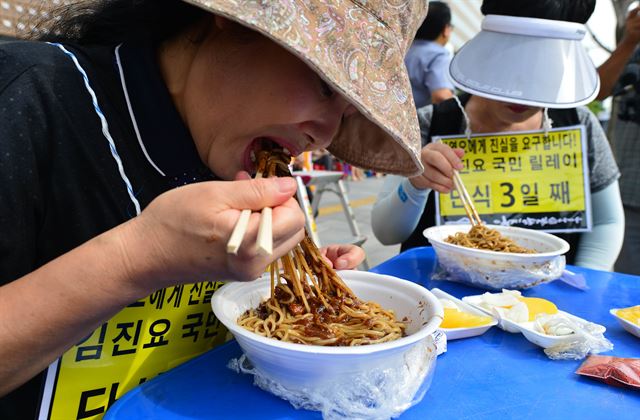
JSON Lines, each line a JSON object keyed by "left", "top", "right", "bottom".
{"left": 226, "top": 170, "right": 273, "bottom": 256}
{"left": 452, "top": 170, "right": 482, "bottom": 226}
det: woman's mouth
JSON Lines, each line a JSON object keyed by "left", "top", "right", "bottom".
{"left": 244, "top": 138, "right": 294, "bottom": 174}
{"left": 507, "top": 104, "right": 530, "bottom": 114}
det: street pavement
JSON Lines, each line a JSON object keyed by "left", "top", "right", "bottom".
{"left": 311, "top": 175, "right": 401, "bottom": 269}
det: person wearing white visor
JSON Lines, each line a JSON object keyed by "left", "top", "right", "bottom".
{"left": 372, "top": 0, "right": 625, "bottom": 271}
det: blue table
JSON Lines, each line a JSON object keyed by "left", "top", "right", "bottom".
{"left": 105, "top": 247, "right": 640, "bottom": 419}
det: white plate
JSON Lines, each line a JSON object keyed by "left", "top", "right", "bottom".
{"left": 431, "top": 288, "right": 497, "bottom": 340}
{"left": 462, "top": 294, "right": 604, "bottom": 349}
{"left": 610, "top": 308, "right": 640, "bottom": 339}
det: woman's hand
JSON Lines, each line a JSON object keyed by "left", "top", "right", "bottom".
{"left": 119, "top": 176, "right": 306, "bottom": 295}
{"left": 320, "top": 244, "right": 366, "bottom": 270}
{"left": 409, "top": 142, "right": 464, "bottom": 192}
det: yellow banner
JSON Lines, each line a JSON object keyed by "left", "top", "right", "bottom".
{"left": 40, "top": 281, "right": 227, "bottom": 420}
{"left": 435, "top": 126, "right": 590, "bottom": 231}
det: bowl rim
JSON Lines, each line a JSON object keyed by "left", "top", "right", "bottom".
{"left": 423, "top": 224, "right": 570, "bottom": 259}
{"left": 211, "top": 270, "right": 444, "bottom": 355}
{"left": 609, "top": 308, "right": 640, "bottom": 335}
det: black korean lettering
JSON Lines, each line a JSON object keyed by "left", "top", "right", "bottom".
{"left": 75, "top": 323, "right": 108, "bottom": 362}
{"left": 142, "top": 319, "right": 171, "bottom": 348}
{"left": 203, "top": 282, "right": 216, "bottom": 304}
{"left": 149, "top": 288, "right": 167, "bottom": 310}
{"left": 126, "top": 299, "right": 145, "bottom": 308}
{"left": 182, "top": 312, "right": 204, "bottom": 342}
{"left": 471, "top": 185, "right": 491, "bottom": 208}
{"left": 529, "top": 155, "right": 543, "bottom": 171}
{"left": 500, "top": 182, "right": 515, "bottom": 208}
{"left": 509, "top": 137, "right": 518, "bottom": 153}
{"left": 449, "top": 188, "right": 464, "bottom": 209}
{"left": 76, "top": 382, "right": 119, "bottom": 419}
{"left": 459, "top": 158, "right": 471, "bottom": 174}
{"left": 467, "top": 139, "right": 477, "bottom": 153}
{"left": 521, "top": 183, "right": 539, "bottom": 206}
{"left": 499, "top": 138, "right": 508, "bottom": 153}
{"left": 562, "top": 153, "right": 577, "bottom": 168}
{"left": 112, "top": 320, "right": 143, "bottom": 356}
{"left": 472, "top": 158, "right": 485, "bottom": 172}
{"left": 166, "top": 285, "right": 185, "bottom": 308}
{"left": 477, "top": 138, "right": 487, "bottom": 153}
{"left": 492, "top": 156, "right": 506, "bottom": 172}
{"left": 550, "top": 181, "right": 570, "bottom": 204}
{"left": 188, "top": 283, "right": 203, "bottom": 305}
{"left": 531, "top": 135, "right": 541, "bottom": 150}
{"left": 507, "top": 156, "right": 522, "bottom": 172}
{"left": 545, "top": 153, "right": 560, "bottom": 169}
{"left": 204, "top": 311, "right": 221, "bottom": 338}
{"left": 490, "top": 138, "right": 499, "bottom": 153}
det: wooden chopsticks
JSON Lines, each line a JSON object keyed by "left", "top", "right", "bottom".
{"left": 452, "top": 170, "right": 482, "bottom": 226}
{"left": 226, "top": 170, "right": 273, "bottom": 256}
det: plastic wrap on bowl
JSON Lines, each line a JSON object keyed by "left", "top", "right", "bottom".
{"left": 212, "top": 270, "right": 444, "bottom": 419}
{"left": 424, "top": 225, "right": 569, "bottom": 290}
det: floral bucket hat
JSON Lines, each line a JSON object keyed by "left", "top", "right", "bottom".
{"left": 183, "top": 0, "right": 428, "bottom": 176}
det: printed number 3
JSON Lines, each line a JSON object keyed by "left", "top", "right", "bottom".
{"left": 500, "top": 182, "right": 515, "bottom": 208}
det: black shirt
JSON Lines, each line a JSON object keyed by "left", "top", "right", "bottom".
{"left": 0, "top": 39, "right": 216, "bottom": 419}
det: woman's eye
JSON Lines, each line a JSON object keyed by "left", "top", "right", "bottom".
{"left": 319, "top": 78, "right": 334, "bottom": 98}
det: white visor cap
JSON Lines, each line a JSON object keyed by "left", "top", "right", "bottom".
{"left": 449, "top": 15, "right": 600, "bottom": 108}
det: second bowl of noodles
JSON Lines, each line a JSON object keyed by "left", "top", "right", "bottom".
{"left": 424, "top": 224, "right": 570, "bottom": 290}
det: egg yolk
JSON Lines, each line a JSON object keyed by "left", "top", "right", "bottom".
{"left": 617, "top": 305, "right": 640, "bottom": 326}
{"left": 517, "top": 297, "right": 558, "bottom": 321}
{"left": 441, "top": 308, "right": 493, "bottom": 328}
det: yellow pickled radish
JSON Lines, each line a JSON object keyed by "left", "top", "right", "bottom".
{"left": 441, "top": 307, "right": 493, "bottom": 328}
{"left": 517, "top": 297, "right": 558, "bottom": 321}
{"left": 616, "top": 305, "right": 640, "bottom": 326}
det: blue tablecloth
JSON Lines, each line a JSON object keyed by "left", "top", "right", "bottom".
{"left": 105, "top": 247, "right": 640, "bottom": 419}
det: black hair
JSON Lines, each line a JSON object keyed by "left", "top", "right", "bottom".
{"left": 415, "top": 1, "right": 451, "bottom": 41}
{"left": 35, "top": 0, "right": 208, "bottom": 44}
{"left": 481, "top": 0, "right": 596, "bottom": 24}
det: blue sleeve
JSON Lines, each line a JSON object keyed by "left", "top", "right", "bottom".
{"left": 424, "top": 53, "right": 454, "bottom": 91}
{"left": 574, "top": 181, "right": 624, "bottom": 271}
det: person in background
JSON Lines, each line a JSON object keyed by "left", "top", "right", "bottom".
{"left": 596, "top": 6, "right": 640, "bottom": 275}
{"left": 313, "top": 149, "right": 334, "bottom": 171}
{"left": 405, "top": 1, "right": 455, "bottom": 107}
{"left": 0, "top": 0, "right": 428, "bottom": 417}
{"left": 372, "top": 0, "right": 624, "bottom": 271}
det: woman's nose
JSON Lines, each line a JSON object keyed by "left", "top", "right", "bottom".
{"left": 305, "top": 97, "right": 358, "bottom": 149}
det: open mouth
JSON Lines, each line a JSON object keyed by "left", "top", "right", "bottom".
{"left": 507, "top": 104, "right": 530, "bottom": 114}
{"left": 245, "top": 138, "right": 294, "bottom": 175}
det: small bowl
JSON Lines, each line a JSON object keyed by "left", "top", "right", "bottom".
{"left": 610, "top": 308, "right": 640, "bottom": 339}
{"left": 430, "top": 288, "right": 498, "bottom": 340}
{"left": 211, "top": 270, "right": 443, "bottom": 390}
{"left": 424, "top": 224, "right": 570, "bottom": 290}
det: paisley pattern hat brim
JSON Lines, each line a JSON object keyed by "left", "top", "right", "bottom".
{"left": 182, "top": 0, "right": 428, "bottom": 176}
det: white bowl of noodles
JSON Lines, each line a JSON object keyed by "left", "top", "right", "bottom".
{"left": 424, "top": 224, "right": 570, "bottom": 290}
{"left": 212, "top": 270, "right": 443, "bottom": 409}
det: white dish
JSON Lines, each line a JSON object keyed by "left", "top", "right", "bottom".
{"left": 610, "top": 308, "right": 640, "bottom": 339}
{"left": 430, "top": 288, "right": 497, "bottom": 340}
{"left": 462, "top": 294, "right": 603, "bottom": 349}
{"left": 423, "top": 224, "right": 569, "bottom": 290}
{"left": 212, "top": 270, "right": 444, "bottom": 390}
